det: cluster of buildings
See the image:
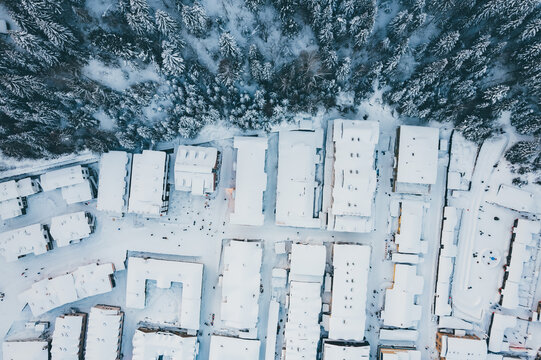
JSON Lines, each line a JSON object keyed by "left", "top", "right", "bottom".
{"left": 431, "top": 130, "right": 541, "bottom": 359}
{"left": 0, "top": 178, "right": 40, "bottom": 221}
{"left": 9, "top": 119, "right": 541, "bottom": 360}
{"left": 0, "top": 211, "right": 95, "bottom": 262}
{"left": 3, "top": 305, "right": 124, "bottom": 360}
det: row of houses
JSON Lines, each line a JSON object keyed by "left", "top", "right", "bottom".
{"left": 0, "top": 211, "right": 94, "bottom": 262}
{"left": 227, "top": 122, "right": 440, "bottom": 231}
{"left": 0, "top": 165, "right": 96, "bottom": 222}
{"left": 3, "top": 305, "right": 124, "bottom": 360}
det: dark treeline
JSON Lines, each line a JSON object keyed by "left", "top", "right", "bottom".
{"left": 0, "top": 0, "right": 539, "bottom": 172}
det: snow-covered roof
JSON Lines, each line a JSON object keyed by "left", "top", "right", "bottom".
{"left": 60, "top": 179, "right": 93, "bottom": 204}
{"left": 85, "top": 305, "right": 123, "bottom": 360}
{"left": 49, "top": 211, "right": 92, "bottom": 247}
{"left": 501, "top": 219, "right": 541, "bottom": 310}
{"left": 435, "top": 207, "right": 459, "bottom": 317}
{"left": 0, "top": 180, "right": 19, "bottom": 201}
{"left": 284, "top": 281, "right": 322, "bottom": 360}
{"left": 97, "top": 151, "right": 129, "bottom": 214}
{"left": 208, "top": 336, "right": 260, "bottom": 360}
{"left": 382, "top": 264, "right": 423, "bottom": 329}
{"left": 488, "top": 313, "right": 517, "bottom": 353}
{"left": 19, "top": 263, "right": 115, "bottom": 316}
{"left": 379, "top": 348, "right": 422, "bottom": 360}
{"left": 0, "top": 198, "right": 24, "bottom": 220}
{"left": 132, "top": 328, "right": 198, "bottom": 360}
{"left": 40, "top": 165, "right": 88, "bottom": 191}
{"left": 0, "top": 224, "right": 49, "bottom": 262}
{"left": 275, "top": 130, "right": 323, "bottom": 228}
{"left": 0, "top": 178, "right": 36, "bottom": 203}
{"left": 174, "top": 145, "right": 218, "bottom": 195}
{"left": 448, "top": 131, "right": 477, "bottom": 191}
{"left": 395, "top": 201, "right": 426, "bottom": 254}
{"left": 323, "top": 343, "right": 370, "bottom": 360}
{"left": 491, "top": 184, "right": 539, "bottom": 214}
{"left": 51, "top": 313, "right": 86, "bottom": 360}
{"left": 265, "top": 299, "right": 280, "bottom": 360}
{"left": 396, "top": 125, "right": 439, "bottom": 185}
{"left": 16, "top": 178, "right": 38, "bottom": 198}
{"left": 379, "top": 328, "right": 419, "bottom": 342}
{"left": 126, "top": 257, "right": 203, "bottom": 331}
{"left": 290, "top": 243, "right": 326, "bottom": 283}
{"left": 220, "top": 240, "right": 262, "bottom": 330}
{"left": 329, "top": 244, "right": 371, "bottom": 342}
{"left": 330, "top": 120, "right": 379, "bottom": 217}
{"left": 229, "top": 136, "right": 267, "bottom": 226}
{"left": 128, "top": 150, "right": 168, "bottom": 216}
{"left": 439, "top": 335, "right": 487, "bottom": 360}
{"left": 2, "top": 340, "right": 49, "bottom": 360}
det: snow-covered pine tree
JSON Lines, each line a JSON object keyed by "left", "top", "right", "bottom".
{"left": 336, "top": 57, "right": 351, "bottom": 83}
{"left": 161, "top": 41, "right": 185, "bottom": 76}
{"left": 9, "top": 31, "right": 59, "bottom": 66}
{"left": 35, "top": 19, "right": 77, "bottom": 50}
{"left": 181, "top": 2, "right": 209, "bottom": 37}
{"left": 219, "top": 32, "right": 241, "bottom": 59}
{"left": 429, "top": 31, "right": 460, "bottom": 56}
{"left": 521, "top": 18, "right": 541, "bottom": 41}
{"left": 125, "top": 0, "right": 155, "bottom": 36}
{"left": 155, "top": 10, "right": 180, "bottom": 38}
{"left": 0, "top": 74, "right": 45, "bottom": 99}
{"left": 505, "top": 141, "right": 539, "bottom": 165}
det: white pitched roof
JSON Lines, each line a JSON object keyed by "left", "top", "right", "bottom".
{"left": 230, "top": 136, "right": 268, "bottom": 226}
{"left": 284, "top": 281, "right": 322, "bottom": 360}
{"left": 50, "top": 211, "right": 92, "bottom": 247}
{"left": 329, "top": 244, "right": 371, "bottom": 342}
{"left": 501, "top": 219, "right": 541, "bottom": 309}
{"left": 0, "top": 178, "right": 36, "bottom": 202}
{"left": 395, "top": 200, "right": 425, "bottom": 254}
{"left": 440, "top": 335, "right": 487, "bottom": 360}
{"left": 275, "top": 130, "right": 323, "bottom": 228}
{"left": 220, "top": 240, "right": 262, "bottom": 330}
{"left": 16, "top": 178, "right": 38, "bottom": 197}
{"left": 396, "top": 125, "right": 439, "bottom": 185}
{"left": 488, "top": 313, "right": 517, "bottom": 353}
{"left": 97, "top": 151, "right": 129, "bottom": 214}
{"left": 60, "top": 180, "right": 93, "bottom": 204}
{"left": 126, "top": 257, "right": 203, "bottom": 331}
{"left": 174, "top": 145, "right": 217, "bottom": 195}
{"left": 0, "top": 224, "right": 49, "bottom": 262}
{"left": 2, "top": 340, "right": 49, "bottom": 360}
{"left": 330, "top": 120, "right": 379, "bottom": 217}
{"left": 382, "top": 264, "right": 424, "bottom": 329}
{"left": 264, "top": 299, "right": 280, "bottom": 360}
{"left": 323, "top": 343, "right": 370, "bottom": 360}
{"left": 19, "top": 263, "right": 115, "bottom": 316}
{"left": 379, "top": 348, "right": 422, "bottom": 360}
{"left": 492, "top": 184, "right": 539, "bottom": 214}
{"left": 0, "top": 180, "right": 19, "bottom": 201}
{"left": 128, "top": 150, "right": 168, "bottom": 216}
{"left": 209, "top": 336, "right": 260, "bottom": 360}
{"left": 0, "top": 198, "right": 24, "bottom": 220}
{"left": 132, "top": 328, "right": 198, "bottom": 360}
{"left": 40, "top": 165, "right": 87, "bottom": 191}
{"left": 85, "top": 306, "right": 123, "bottom": 360}
{"left": 51, "top": 314, "right": 86, "bottom": 360}
{"left": 290, "top": 244, "right": 326, "bottom": 283}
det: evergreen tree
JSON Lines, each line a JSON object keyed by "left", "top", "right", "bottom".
{"left": 161, "top": 41, "right": 185, "bottom": 76}
{"left": 181, "top": 2, "right": 209, "bottom": 37}
{"left": 155, "top": 10, "right": 180, "bottom": 38}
